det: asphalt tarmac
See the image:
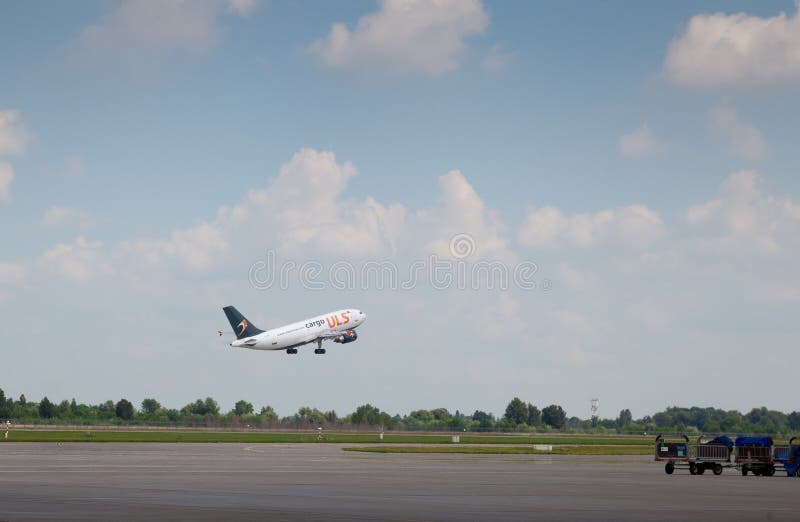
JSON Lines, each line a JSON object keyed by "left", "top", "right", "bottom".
{"left": 0, "top": 443, "right": 797, "bottom": 521}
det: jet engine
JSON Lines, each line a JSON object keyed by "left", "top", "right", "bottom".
{"left": 333, "top": 330, "right": 358, "bottom": 344}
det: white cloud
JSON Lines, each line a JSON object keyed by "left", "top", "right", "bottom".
{"left": 553, "top": 308, "right": 603, "bottom": 339}
{"left": 120, "top": 221, "right": 228, "bottom": 271}
{"left": 708, "top": 105, "right": 767, "bottom": 160}
{"left": 685, "top": 170, "right": 800, "bottom": 254}
{"left": 120, "top": 149, "right": 406, "bottom": 271}
{"left": 634, "top": 248, "right": 687, "bottom": 273}
{"left": 0, "top": 110, "right": 33, "bottom": 204}
{"left": 0, "top": 162, "right": 13, "bottom": 204}
{"left": 419, "top": 170, "right": 514, "bottom": 261}
{"left": 482, "top": 43, "right": 515, "bottom": 71}
{"left": 227, "top": 0, "right": 258, "bottom": 17}
{"left": 685, "top": 199, "right": 723, "bottom": 225}
{"left": 241, "top": 148, "right": 407, "bottom": 258}
{"left": 559, "top": 263, "right": 597, "bottom": 291}
{"left": 71, "top": 0, "right": 253, "bottom": 67}
{"left": 628, "top": 299, "right": 672, "bottom": 331}
{"left": 474, "top": 294, "right": 526, "bottom": 340}
{"left": 307, "top": 0, "right": 489, "bottom": 76}
{"left": 518, "top": 204, "right": 663, "bottom": 249}
{"left": 545, "top": 308, "right": 608, "bottom": 365}
{"left": 39, "top": 236, "right": 114, "bottom": 282}
{"left": 42, "top": 207, "right": 95, "bottom": 228}
{"left": 614, "top": 205, "right": 666, "bottom": 247}
{"left": 0, "top": 263, "right": 27, "bottom": 284}
{"left": 757, "top": 286, "right": 800, "bottom": 303}
{"left": 663, "top": 3, "right": 800, "bottom": 87}
{"left": 0, "top": 110, "right": 33, "bottom": 156}
{"left": 88, "top": 149, "right": 521, "bottom": 278}
{"left": 619, "top": 123, "right": 666, "bottom": 158}
{"left": 117, "top": 150, "right": 525, "bottom": 276}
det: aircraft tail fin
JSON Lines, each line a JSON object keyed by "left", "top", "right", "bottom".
{"left": 223, "top": 306, "right": 265, "bottom": 339}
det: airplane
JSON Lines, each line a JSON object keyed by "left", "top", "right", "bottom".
{"left": 222, "top": 306, "right": 366, "bottom": 355}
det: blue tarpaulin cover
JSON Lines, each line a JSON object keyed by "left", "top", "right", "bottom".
{"left": 707, "top": 436, "right": 734, "bottom": 450}
{"left": 775, "top": 444, "right": 800, "bottom": 476}
{"left": 735, "top": 436, "right": 773, "bottom": 447}
{"left": 774, "top": 447, "right": 789, "bottom": 459}
{"left": 787, "top": 445, "right": 800, "bottom": 477}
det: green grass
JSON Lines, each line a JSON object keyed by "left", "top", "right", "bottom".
{"left": 458, "top": 435, "right": 650, "bottom": 446}
{"left": 1, "top": 431, "right": 420, "bottom": 443}
{"left": 0, "top": 430, "right": 653, "bottom": 445}
{"left": 343, "top": 445, "right": 653, "bottom": 456}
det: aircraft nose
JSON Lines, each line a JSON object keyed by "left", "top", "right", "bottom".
{"left": 360, "top": 311, "right": 367, "bottom": 322}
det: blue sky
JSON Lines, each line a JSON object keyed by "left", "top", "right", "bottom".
{"left": 1, "top": 0, "right": 799, "bottom": 420}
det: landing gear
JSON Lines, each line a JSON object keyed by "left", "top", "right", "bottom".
{"left": 286, "top": 348, "right": 298, "bottom": 354}
{"left": 314, "top": 348, "right": 326, "bottom": 354}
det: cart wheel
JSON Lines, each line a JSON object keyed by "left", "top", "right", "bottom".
{"left": 665, "top": 463, "right": 674, "bottom": 475}
{"left": 741, "top": 466, "right": 749, "bottom": 476}
{"left": 713, "top": 464, "right": 723, "bottom": 476}
{"left": 695, "top": 466, "right": 705, "bottom": 475}
{"left": 688, "top": 463, "right": 696, "bottom": 475}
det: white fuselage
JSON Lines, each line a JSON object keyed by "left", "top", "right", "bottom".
{"left": 230, "top": 309, "right": 366, "bottom": 351}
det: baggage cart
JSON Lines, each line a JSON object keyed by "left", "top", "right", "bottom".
{"left": 688, "top": 436, "right": 733, "bottom": 476}
{"left": 655, "top": 434, "right": 689, "bottom": 475}
{"left": 772, "top": 437, "right": 800, "bottom": 477}
{"left": 735, "top": 436, "right": 775, "bottom": 476}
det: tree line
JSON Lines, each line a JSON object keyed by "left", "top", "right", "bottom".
{"left": 1, "top": 388, "right": 798, "bottom": 434}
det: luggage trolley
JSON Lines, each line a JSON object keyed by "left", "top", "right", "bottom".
{"left": 688, "top": 435, "right": 733, "bottom": 476}
{"left": 735, "top": 436, "right": 775, "bottom": 476}
{"left": 772, "top": 437, "right": 800, "bottom": 477}
{"left": 655, "top": 434, "right": 689, "bottom": 475}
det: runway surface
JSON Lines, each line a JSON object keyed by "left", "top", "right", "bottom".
{"left": 0, "top": 443, "right": 797, "bottom": 521}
